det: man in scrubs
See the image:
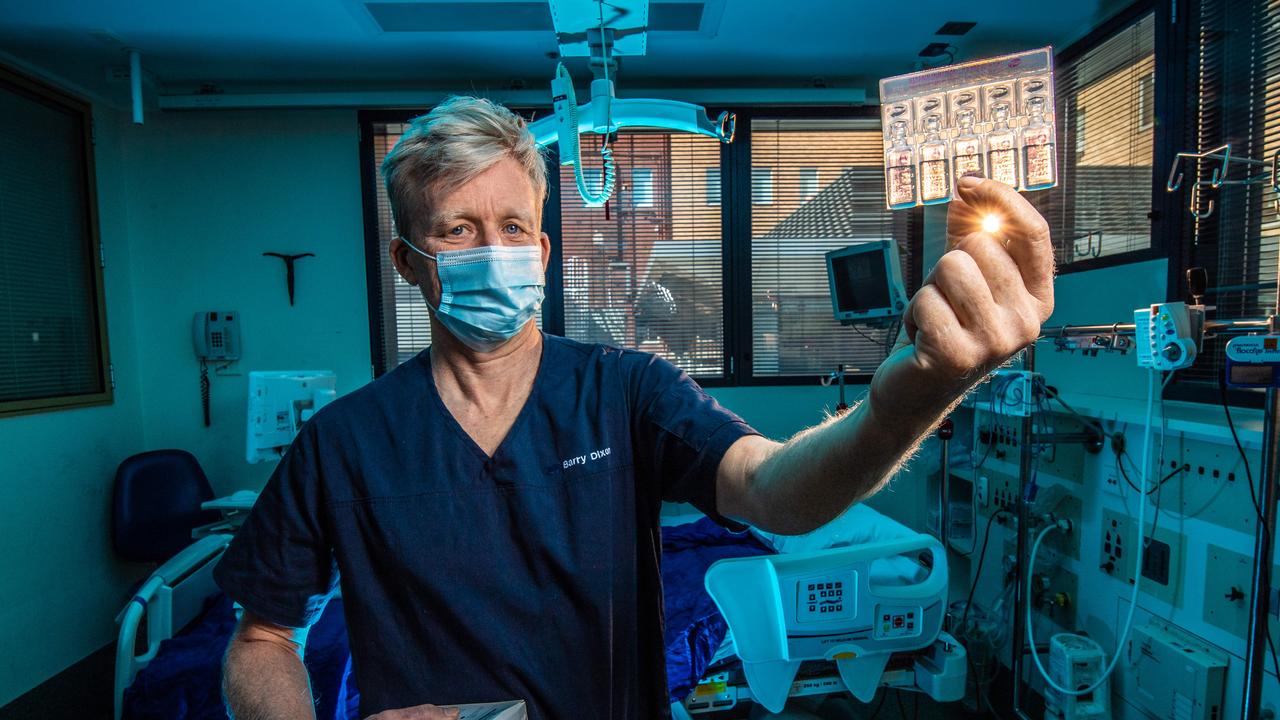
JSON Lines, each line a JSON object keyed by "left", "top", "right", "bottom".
{"left": 216, "top": 96, "right": 1054, "bottom": 720}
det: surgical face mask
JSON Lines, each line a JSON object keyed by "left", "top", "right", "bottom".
{"left": 402, "top": 240, "right": 545, "bottom": 352}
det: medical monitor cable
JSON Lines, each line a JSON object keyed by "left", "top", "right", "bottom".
{"left": 1218, "top": 371, "right": 1280, "bottom": 683}
{"left": 1024, "top": 367, "right": 1157, "bottom": 696}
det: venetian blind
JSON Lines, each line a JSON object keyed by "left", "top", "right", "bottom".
{"left": 0, "top": 71, "right": 105, "bottom": 407}
{"left": 558, "top": 132, "right": 725, "bottom": 378}
{"left": 749, "top": 118, "right": 918, "bottom": 378}
{"left": 1180, "top": 0, "right": 1280, "bottom": 387}
{"left": 1030, "top": 12, "right": 1156, "bottom": 266}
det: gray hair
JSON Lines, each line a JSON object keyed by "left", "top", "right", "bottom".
{"left": 381, "top": 96, "right": 548, "bottom": 246}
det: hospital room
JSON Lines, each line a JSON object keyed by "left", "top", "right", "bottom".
{"left": 4, "top": 0, "right": 1280, "bottom": 718}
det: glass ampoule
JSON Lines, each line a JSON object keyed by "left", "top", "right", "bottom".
{"left": 952, "top": 108, "right": 984, "bottom": 181}
{"left": 918, "top": 114, "right": 950, "bottom": 204}
{"left": 1022, "top": 95, "right": 1056, "bottom": 190}
{"left": 885, "top": 119, "right": 917, "bottom": 208}
{"left": 986, "top": 102, "right": 1020, "bottom": 188}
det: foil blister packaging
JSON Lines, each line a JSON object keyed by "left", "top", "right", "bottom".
{"left": 878, "top": 47, "right": 1057, "bottom": 210}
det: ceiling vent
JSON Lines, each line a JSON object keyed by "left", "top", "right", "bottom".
{"left": 365, "top": 1, "right": 706, "bottom": 33}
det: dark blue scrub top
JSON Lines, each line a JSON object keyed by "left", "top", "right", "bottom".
{"left": 214, "top": 333, "right": 758, "bottom": 719}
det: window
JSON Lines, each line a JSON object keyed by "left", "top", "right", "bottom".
{"left": 704, "top": 168, "right": 721, "bottom": 206}
{"left": 1029, "top": 12, "right": 1156, "bottom": 266}
{"left": 363, "top": 117, "right": 544, "bottom": 373}
{"left": 751, "top": 167, "right": 774, "bottom": 204}
{"left": 1171, "top": 0, "right": 1280, "bottom": 391}
{"left": 1138, "top": 72, "right": 1155, "bottom": 130}
{"left": 798, "top": 167, "right": 820, "bottom": 200}
{"left": 581, "top": 168, "right": 603, "bottom": 208}
{"left": 0, "top": 65, "right": 111, "bottom": 416}
{"left": 748, "top": 118, "right": 920, "bottom": 379}
{"left": 631, "top": 168, "right": 654, "bottom": 208}
{"left": 559, "top": 133, "right": 725, "bottom": 377}
{"left": 1075, "top": 107, "right": 1087, "bottom": 155}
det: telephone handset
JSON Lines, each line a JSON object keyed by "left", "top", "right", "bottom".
{"left": 193, "top": 311, "right": 241, "bottom": 360}
{"left": 193, "top": 311, "right": 241, "bottom": 427}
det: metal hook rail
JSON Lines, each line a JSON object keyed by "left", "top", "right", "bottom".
{"left": 1167, "top": 144, "right": 1280, "bottom": 220}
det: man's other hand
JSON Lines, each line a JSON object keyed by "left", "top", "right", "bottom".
{"left": 871, "top": 175, "right": 1055, "bottom": 419}
{"left": 366, "top": 705, "right": 460, "bottom": 719}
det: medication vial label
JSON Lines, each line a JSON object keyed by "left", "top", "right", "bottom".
{"left": 921, "top": 159, "right": 950, "bottom": 202}
{"left": 988, "top": 147, "right": 1019, "bottom": 187}
{"left": 954, "top": 139, "right": 984, "bottom": 178}
{"left": 1024, "top": 140, "right": 1055, "bottom": 189}
{"left": 888, "top": 164, "right": 917, "bottom": 207}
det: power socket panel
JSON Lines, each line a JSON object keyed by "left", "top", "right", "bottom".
{"left": 977, "top": 469, "right": 1018, "bottom": 517}
{"left": 1099, "top": 508, "right": 1185, "bottom": 608}
{"left": 1201, "top": 544, "right": 1280, "bottom": 649}
{"left": 1158, "top": 434, "right": 1258, "bottom": 532}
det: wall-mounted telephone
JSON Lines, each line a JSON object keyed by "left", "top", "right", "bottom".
{"left": 193, "top": 311, "right": 241, "bottom": 360}
{"left": 193, "top": 311, "right": 241, "bottom": 428}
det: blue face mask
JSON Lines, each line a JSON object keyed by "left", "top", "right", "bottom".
{"left": 403, "top": 241, "right": 545, "bottom": 353}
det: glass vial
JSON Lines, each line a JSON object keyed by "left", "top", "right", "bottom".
{"left": 919, "top": 115, "right": 950, "bottom": 204}
{"left": 952, "top": 108, "right": 985, "bottom": 181}
{"left": 986, "top": 102, "right": 1020, "bottom": 188}
{"left": 885, "top": 119, "right": 917, "bottom": 209}
{"left": 1022, "top": 95, "right": 1056, "bottom": 190}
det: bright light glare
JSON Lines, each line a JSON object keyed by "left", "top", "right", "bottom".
{"left": 981, "top": 214, "right": 1002, "bottom": 235}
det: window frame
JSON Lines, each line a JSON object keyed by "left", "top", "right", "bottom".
{"left": 724, "top": 106, "right": 924, "bottom": 387}
{"left": 359, "top": 106, "right": 924, "bottom": 387}
{"left": 1047, "top": 0, "right": 1169, "bottom": 277}
{"left": 0, "top": 63, "right": 113, "bottom": 418}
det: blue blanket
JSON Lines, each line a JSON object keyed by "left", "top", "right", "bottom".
{"left": 123, "top": 594, "right": 357, "bottom": 720}
{"left": 660, "top": 518, "right": 774, "bottom": 704}
{"left": 123, "top": 518, "right": 770, "bottom": 716}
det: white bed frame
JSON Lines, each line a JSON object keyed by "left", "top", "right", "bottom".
{"left": 113, "top": 534, "right": 232, "bottom": 720}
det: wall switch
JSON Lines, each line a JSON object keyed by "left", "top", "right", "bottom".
{"left": 976, "top": 475, "right": 989, "bottom": 506}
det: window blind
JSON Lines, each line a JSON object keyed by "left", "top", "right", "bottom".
{"left": 1030, "top": 12, "right": 1156, "bottom": 266}
{"left": 558, "top": 133, "right": 725, "bottom": 378}
{"left": 0, "top": 69, "right": 106, "bottom": 409}
{"left": 1179, "top": 0, "right": 1280, "bottom": 387}
{"left": 368, "top": 121, "right": 542, "bottom": 372}
{"left": 749, "top": 118, "right": 919, "bottom": 378}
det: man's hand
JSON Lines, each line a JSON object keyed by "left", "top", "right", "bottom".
{"left": 871, "top": 175, "right": 1054, "bottom": 420}
{"left": 366, "top": 706, "right": 460, "bottom": 720}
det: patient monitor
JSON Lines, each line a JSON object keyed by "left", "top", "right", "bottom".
{"left": 825, "top": 240, "right": 908, "bottom": 326}
{"left": 246, "top": 371, "right": 336, "bottom": 463}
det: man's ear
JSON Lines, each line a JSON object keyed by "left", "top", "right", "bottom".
{"left": 389, "top": 237, "right": 421, "bottom": 287}
{"left": 539, "top": 231, "right": 552, "bottom": 272}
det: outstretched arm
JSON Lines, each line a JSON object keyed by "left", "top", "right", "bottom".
{"left": 716, "top": 177, "right": 1055, "bottom": 535}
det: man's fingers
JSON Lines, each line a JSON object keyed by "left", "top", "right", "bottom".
{"left": 928, "top": 250, "right": 996, "bottom": 331}
{"left": 954, "top": 176, "right": 1055, "bottom": 317}
{"left": 953, "top": 232, "right": 1029, "bottom": 308}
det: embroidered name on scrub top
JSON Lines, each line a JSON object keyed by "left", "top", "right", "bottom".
{"left": 562, "top": 447, "right": 612, "bottom": 469}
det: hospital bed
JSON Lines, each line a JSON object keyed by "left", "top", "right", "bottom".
{"left": 665, "top": 505, "right": 966, "bottom": 717}
{"left": 114, "top": 505, "right": 963, "bottom": 719}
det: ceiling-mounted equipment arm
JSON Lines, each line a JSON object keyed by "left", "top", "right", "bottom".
{"left": 529, "top": 97, "right": 737, "bottom": 146}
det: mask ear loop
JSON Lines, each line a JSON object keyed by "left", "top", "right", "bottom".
{"left": 398, "top": 236, "right": 437, "bottom": 262}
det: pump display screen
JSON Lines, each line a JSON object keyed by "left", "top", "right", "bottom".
{"left": 831, "top": 252, "right": 891, "bottom": 314}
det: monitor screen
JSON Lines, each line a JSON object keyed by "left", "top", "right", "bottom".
{"left": 831, "top": 251, "right": 891, "bottom": 314}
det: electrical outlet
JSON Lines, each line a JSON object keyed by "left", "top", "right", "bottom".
{"left": 976, "top": 475, "right": 989, "bottom": 506}
{"left": 977, "top": 469, "right": 1017, "bottom": 517}
{"left": 1202, "top": 545, "right": 1254, "bottom": 638}
{"left": 1161, "top": 435, "right": 1258, "bottom": 532}
{"left": 1099, "top": 509, "right": 1185, "bottom": 607}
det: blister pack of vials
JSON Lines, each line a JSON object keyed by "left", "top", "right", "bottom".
{"left": 879, "top": 47, "right": 1057, "bottom": 210}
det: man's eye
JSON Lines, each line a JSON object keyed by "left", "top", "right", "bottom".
{"left": 504, "top": 223, "right": 522, "bottom": 234}
{"left": 449, "top": 226, "right": 467, "bottom": 236}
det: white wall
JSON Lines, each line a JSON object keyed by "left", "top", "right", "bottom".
{"left": 0, "top": 108, "right": 151, "bottom": 708}
{"left": 119, "top": 108, "right": 373, "bottom": 494}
